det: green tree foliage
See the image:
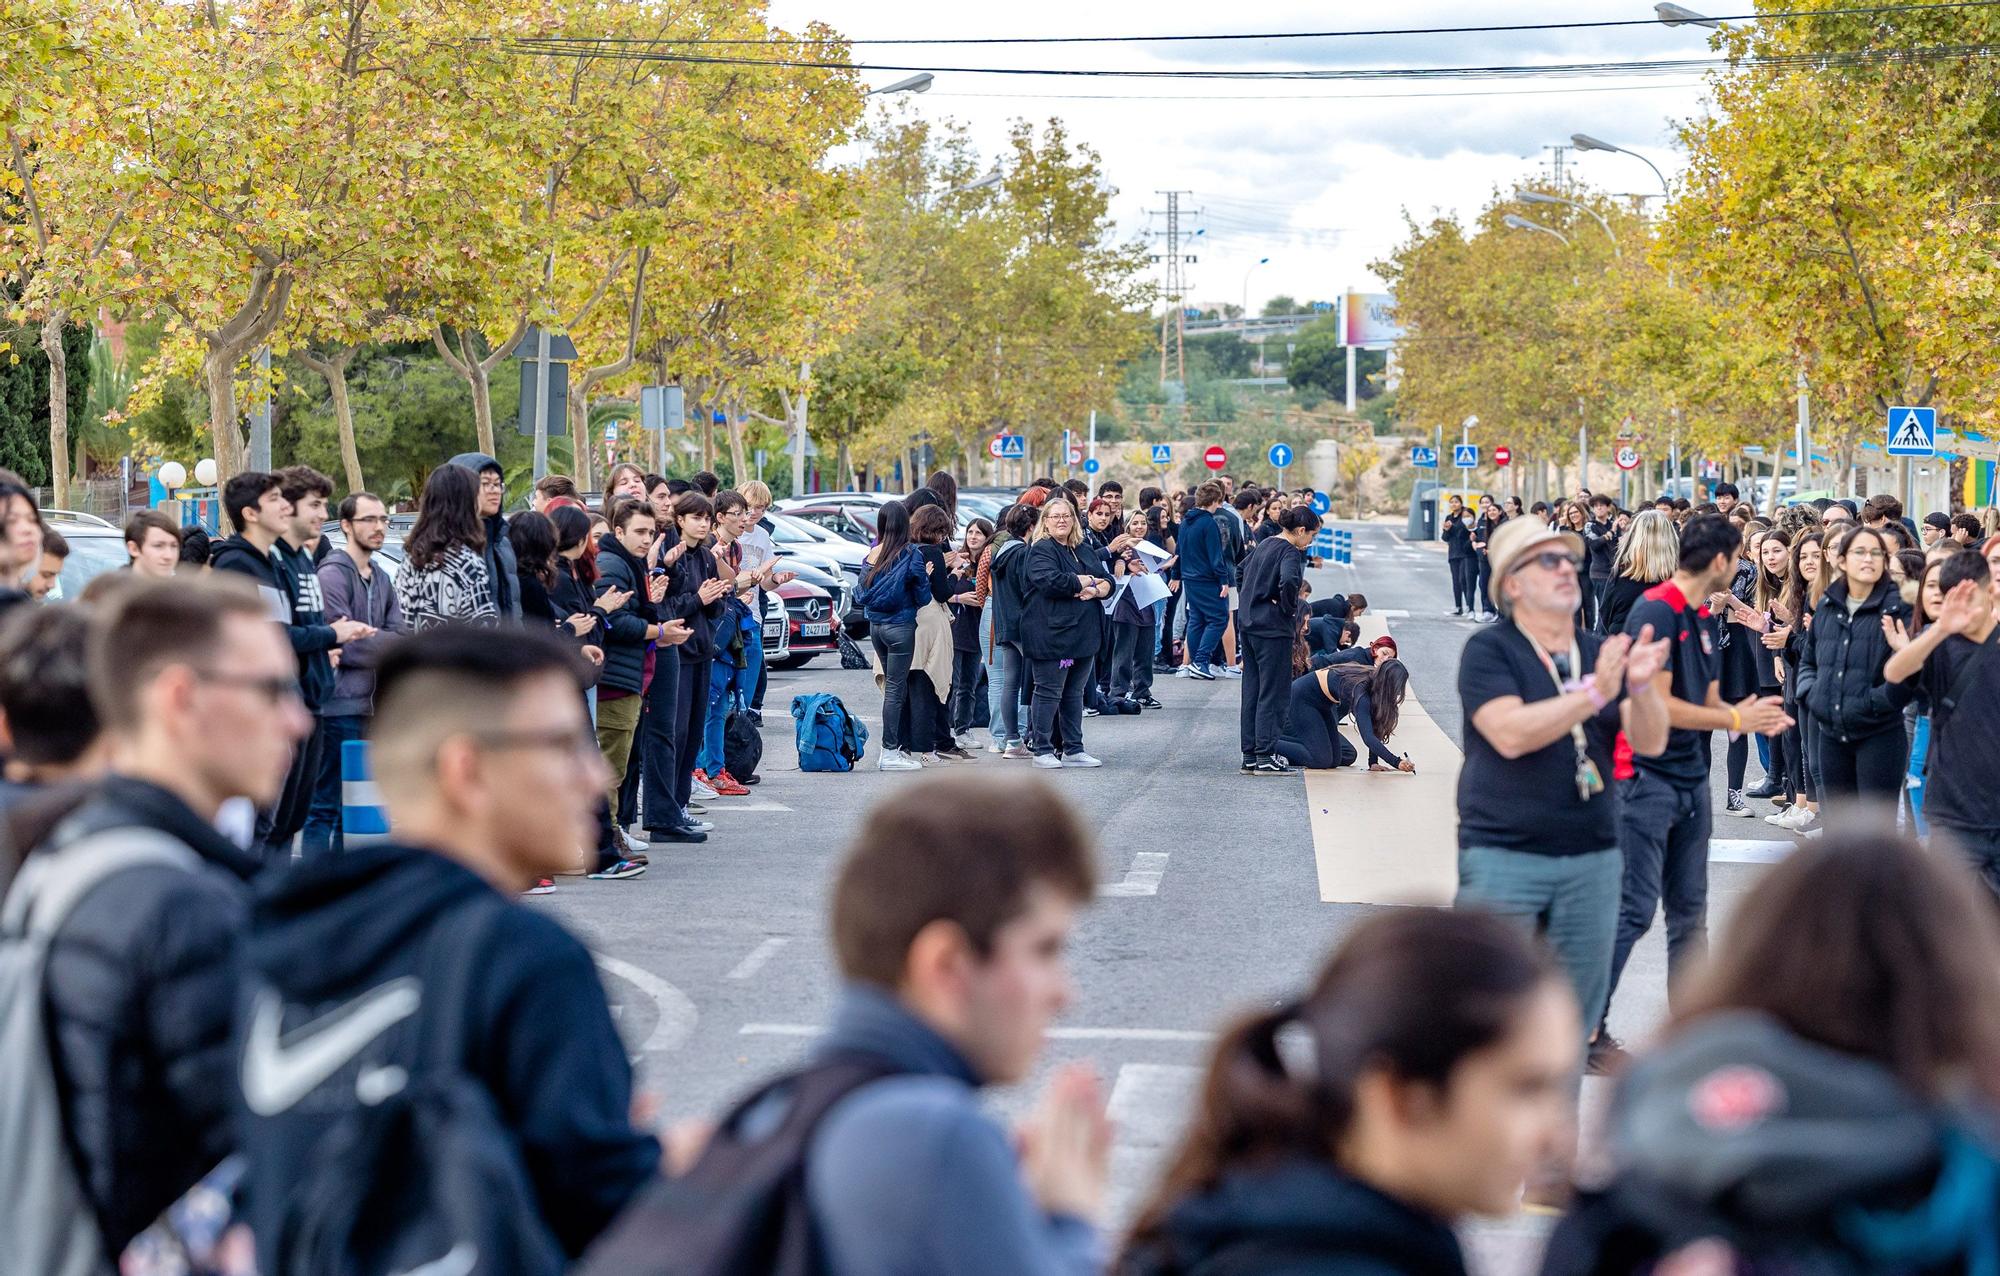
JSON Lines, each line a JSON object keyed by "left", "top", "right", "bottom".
{"left": 0, "top": 320, "right": 87, "bottom": 484}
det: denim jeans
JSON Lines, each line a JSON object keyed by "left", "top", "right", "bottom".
{"left": 1906, "top": 714, "right": 1931, "bottom": 837}
{"left": 871, "top": 619, "right": 917, "bottom": 752}
{"left": 1606, "top": 770, "right": 1713, "bottom": 1024}
{"left": 990, "top": 637, "right": 1024, "bottom": 746}
{"left": 1458, "top": 846, "right": 1622, "bottom": 1042}
{"left": 699, "top": 650, "right": 756, "bottom": 776}
{"left": 1183, "top": 581, "right": 1227, "bottom": 668}
{"left": 301, "top": 713, "right": 366, "bottom": 858}
{"left": 1933, "top": 820, "right": 2000, "bottom": 898}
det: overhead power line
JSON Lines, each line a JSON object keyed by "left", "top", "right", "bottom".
{"left": 514, "top": 0, "right": 2000, "bottom": 46}
{"left": 502, "top": 39, "right": 2000, "bottom": 82}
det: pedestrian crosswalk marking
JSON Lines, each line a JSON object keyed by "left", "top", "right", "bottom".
{"left": 1099, "top": 851, "right": 1169, "bottom": 896}
{"left": 1709, "top": 838, "right": 1796, "bottom": 863}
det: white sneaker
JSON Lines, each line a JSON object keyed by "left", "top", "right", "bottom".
{"left": 1173, "top": 665, "right": 1193, "bottom": 679}
{"left": 1031, "top": 753, "right": 1064, "bottom": 769}
{"left": 956, "top": 731, "right": 980, "bottom": 750}
{"left": 1790, "top": 808, "right": 1821, "bottom": 832}
{"left": 1061, "top": 751, "right": 1103, "bottom": 768}
{"left": 877, "top": 749, "right": 922, "bottom": 772}
{"left": 623, "top": 829, "right": 651, "bottom": 851}
{"left": 1220, "top": 665, "right": 1243, "bottom": 679}
{"left": 987, "top": 740, "right": 1006, "bottom": 754}
{"left": 919, "top": 750, "right": 949, "bottom": 765}
{"left": 1763, "top": 808, "right": 1796, "bottom": 826}
{"left": 691, "top": 778, "right": 719, "bottom": 801}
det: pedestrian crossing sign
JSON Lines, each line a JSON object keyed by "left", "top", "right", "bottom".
{"left": 1886, "top": 406, "right": 1936, "bottom": 457}
{"left": 1150, "top": 443, "right": 1173, "bottom": 465}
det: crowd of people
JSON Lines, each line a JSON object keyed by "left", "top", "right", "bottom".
{"left": 6, "top": 452, "right": 2000, "bottom": 1276}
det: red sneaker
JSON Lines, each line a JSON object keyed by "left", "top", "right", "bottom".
{"left": 711, "top": 769, "right": 752, "bottom": 796}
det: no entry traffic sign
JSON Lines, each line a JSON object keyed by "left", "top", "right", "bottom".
{"left": 1615, "top": 446, "right": 1641, "bottom": 471}
{"left": 1493, "top": 445, "right": 1512, "bottom": 467}
{"left": 1204, "top": 444, "right": 1227, "bottom": 471}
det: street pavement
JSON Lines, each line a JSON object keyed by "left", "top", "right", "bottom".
{"left": 534, "top": 519, "right": 1808, "bottom": 1273}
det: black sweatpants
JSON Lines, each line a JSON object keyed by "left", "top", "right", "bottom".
{"left": 673, "top": 656, "right": 710, "bottom": 810}
{"left": 1238, "top": 633, "right": 1294, "bottom": 761}
{"left": 640, "top": 650, "right": 683, "bottom": 831}
{"left": 258, "top": 714, "right": 325, "bottom": 859}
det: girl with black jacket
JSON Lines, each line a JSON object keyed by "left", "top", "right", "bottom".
{"left": 1119, "top": 910, "right": 1575, "bottom": 1276}
{"left": 1276, "top": 661, "right": 1413, "bottom": 771}
{"left": 908, "top": 504, "right": 963, "bottom": 763}
{"left": 661, "top": 493, "right": 731, "bottom": 818}
{"left": 1472, "top": 499, "right": 1508, "bottom": 619}
{"left": 1794, "top": 524, "right": 1913, "bottom": 809}
{"left": 985, "top": 504, "right": 1039, "bottom": 758}
{"left": 1768, "top": 531, "right": 1824, "bottom": 833}
{"left": 947, "top": 517, "right": 995, "bottom": 745}
{"left": 1023, "top": 497, "right": 1111, "bottom": 768}
{"left": 1710, "top": 533, "right": 1767, "bottom": 816}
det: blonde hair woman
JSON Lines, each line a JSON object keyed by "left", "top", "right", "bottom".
{"left": 1597, "top": 509, "right": 1679, "bottom": 637}
{"left": 1022, "top": 498, "right": 1111, "bottom": 767}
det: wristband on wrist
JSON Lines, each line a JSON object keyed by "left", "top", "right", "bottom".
{"left": 1728, "top": 705, "right": 1743, "bottom": 733}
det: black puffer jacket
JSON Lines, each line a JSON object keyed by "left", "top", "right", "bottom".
{"left": 33, "top": 775, "right": 264, "bottom": 1251}
{"left": 662, "top": 528, "right": 725, "bottom": 664}
{"left": 988, "top": 537, "right": 1033, "bottom": 646}
{"left": 1794, "top": 577, "right": 1913, "bottom": 741}
{"left": 1022, "top": 537, "right": 1107, "bottom": 663}
{"left": 593, "top": 531, "right": 656, "bottom": 695}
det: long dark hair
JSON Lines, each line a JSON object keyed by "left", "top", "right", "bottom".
{"left": 1672, "top": 818, "right": 2000, "bottom": 1105}
{"left": 925, "top": 469, "right": 959, "bottom": 521}
{"left": 1752, "top": 527, "right": 1791, "bottom": 612}
{"left": 1333, "top": 658, "right": 1407, "bottom": 742}
{"left": 1781, "top": 530, "right": 1823, "bottom": 622}
{"left": 405, "top": 464, "right": 485, "bottom": 572}
{"left": 1123, "top": 910, "right": 1558, "bottom": 1257}
{"left": 508, "top": 510, "right": 558, "bottom": 589}
{"left": 549, "top": 505, "right": 598, "bottom": 587}
{"left": 862, "top": 501, "right": 913, "bottom": 587}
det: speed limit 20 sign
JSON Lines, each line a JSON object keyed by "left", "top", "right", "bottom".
{"left": 1615, "top": 446, "right": 1641, "bottom": 471}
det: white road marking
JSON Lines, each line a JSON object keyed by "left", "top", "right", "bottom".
{"left": 1374, "top": 608, "right": 1410, "bottom": 619}
{"left": 594, "top": 956, "right": 698, "bottom": 1054}
{"left": 1098, "top": 851, "right": 1169, "bottom": 897}
{"left": 740, "top": 1022, "right": 1213, "bottom": 1043}
{"left": 1107, "top": 1064, "right": 1201, "bottom": 1148}
{"left": 1710, "top": 838, "right": 1796, "bottom": 863}
{"left": 727, "top": 937, "right": 790, "bottom": 980}
{"left": 702, "top": 799, "right": 794, "bottom": 813}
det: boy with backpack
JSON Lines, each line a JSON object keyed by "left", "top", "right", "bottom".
{"left": 579, "top": 771, "right": 1110, "bottom": 1276}
{"left": 231, "top": 625, "right": 661, "bottom": 1274}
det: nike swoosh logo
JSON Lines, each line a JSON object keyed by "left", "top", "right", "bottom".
{"left": 241, "top": 977, "right": 422, "bottom": 1116}
{"left": 391, "top": 1243, "right": 476, "bottom": 1276}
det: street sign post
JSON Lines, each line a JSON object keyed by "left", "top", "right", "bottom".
{"left": 1268, "top": 442, "right": 1293, "bottom": 470}
{"left": 1886, "top": 405, "right": 1937, "bottom": 458}
{"left": 1410, "top": 445, "right": 1438, "bottom": 468}
{"left": 1453, "top": 443, "right": 1479, "bottom": 468}
{"left": 989, "top": 433, "right": 1027, "bottom": 461}
{"left": 1083, "top": 456, "right": 1100, "bottom": 475}
{"left": 1204, "top": 444, "right": 1228, "bottom": 471}
{"left": 1150, "top": 443, "right": 1173, "bottom": 466}
{"left": 1310, "top": 491, "right": 1331, "bottom": 515}
{"left": 1615, "top": 446, "right": 1641, "bottom": 471}
{"left": 1493, "top": 445, "right": 1512, "bottom": 467}
{"left": 1067, "top": 445, "right": 1084, "bottom": 466}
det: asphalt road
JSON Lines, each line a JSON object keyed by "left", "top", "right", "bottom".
{"left": 534, "top": 519, "right": 1806, "bottom": 1271}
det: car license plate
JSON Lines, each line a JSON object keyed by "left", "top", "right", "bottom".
{"left": 802, "top": 621, "right": 831, "bottom": 637}
{"left": 763, "top": 622, "right": 782, "bottom": 640}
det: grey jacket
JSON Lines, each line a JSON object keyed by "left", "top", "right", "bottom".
{"left": 316, "top": 549, "right": 406, "bottom": 717}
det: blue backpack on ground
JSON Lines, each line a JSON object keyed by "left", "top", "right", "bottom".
{"left": 790, "top": 694, "right": 867, "bottom": 772}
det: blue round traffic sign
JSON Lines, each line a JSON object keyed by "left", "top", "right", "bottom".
{"left": 1268, "top": 443, "right": 1293, "bottom": 469}
{"left": 1310, "top": 491, "right": 1330, "bottom": 515}
{"left": 1083, "top": 457, "right": 1101, "bottom": 475}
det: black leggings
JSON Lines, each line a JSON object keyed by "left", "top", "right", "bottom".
{"left": 1816, "top": 723, "right": 1906, "bottom": 809}
{"left": 1276, "top": 679, "right": 1359, "bottom": 770}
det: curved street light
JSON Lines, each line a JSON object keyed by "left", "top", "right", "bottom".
{"left": 1241, "top": 257, "right": 1270, "bottom": 322}
{"left": 1654, "top": 2, "right": 1721, "bottom": 28}
{"left": 1514, "top": 189, "right": 1620, "bottom": 257}
{"left": 868, "top": 73, "right": 935, "bottom": 96}
{"left": 1571, "top": 133, "right": 1671, "bottom": 199}
{"left": 1503, "top": 213, "right": 1570, "bottom": 247}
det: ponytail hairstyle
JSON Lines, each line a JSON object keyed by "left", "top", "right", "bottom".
{"left": 1123, "top": 910, "right": 1559, "bottom": 1258}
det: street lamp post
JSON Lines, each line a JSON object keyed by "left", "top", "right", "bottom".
{"left": 1514, "top": 190, "right": 1620, "bottom": 257}
{"left": 1502, "top": 213, "right": 1570, "bottom": 247}
{"left": 1570, "top": 133, "right": 1670, "bottom": 200}
{"left": 868, "top": 73, "right": 934, "bottom": 96}
{"left": 1654, "top": 2, "right": 1721, "bottom": 27}
{"left": 1242, "top": 257, "right": 1270, "bottom": 377}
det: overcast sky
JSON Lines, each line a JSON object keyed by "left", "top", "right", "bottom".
{"left": 766, "top": 0, "right": 1718, "bottom": 313}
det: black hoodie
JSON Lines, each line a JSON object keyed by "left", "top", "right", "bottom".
{"left": 1118, "top": 1159, "right": 1468, "bottom": 1276}
{"left": 211, "top": 532, "right": 338, "bottom": 711}
{"left": 233, "top": 843, "right": 660, "bottom": 1269}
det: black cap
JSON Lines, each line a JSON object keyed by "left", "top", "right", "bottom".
{"left": 1924, "top": 511, "right": 1952, "bottom": 531}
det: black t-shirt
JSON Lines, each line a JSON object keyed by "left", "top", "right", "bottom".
{"left": 1920, "top": 633, "right": 2000, "bottom": 832}
{"left": 1457, "top": 623, "right": 1624, "bottom": 856}
{"left": 1622, "top": 581, "right": 1717, "bottom": 787}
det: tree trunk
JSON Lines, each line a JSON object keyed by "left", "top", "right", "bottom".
{"left": 41, "top": 311, "right": 69, "bottom": 507}
{"left": 204, "top": 351, "right": 246, "bottom": 478}
{"left": 299, "top": 346, "right": 364, "bottom": 494}
{"left": 432, "top": 322, "right": 525, "bottom": 462}
{"left": 470, "top": 364, "right": 496, "bottom": 461}
{"left": 726, "top": 392, "right": 748, "bottom": 483}
{"left": 197, "top": 267, "right": 293, "bottom": 482}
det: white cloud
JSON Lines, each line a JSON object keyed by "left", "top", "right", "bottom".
{"left": 769, "top": 0, "right": 1714, "bottom": 305}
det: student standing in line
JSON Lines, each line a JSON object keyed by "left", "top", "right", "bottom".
{"left": 1106, "top": 512, "right": 1163, "bottom": 714}
{"left": 394, "top": 464, "right": 500, "bottom": 630}
{"left": 1175, "top": 483, "right": 1230, "bottom": 680}
{"left": 860, "top": 502, "right": 931, "bottom": 772}
{"left": 1794, "top": 523, "right": 1912, "bottom": 812}
{"left": 1023, "top": 498, "right": 1111, "bottom": 769}
{"left": 985, "top": 503, "right": 1040, "bottom": 759}
{"left": 1119, "top": 910, "right": 1579, "bottom": 1276}
{"left": 947, "top": 517, "right": 995, "bottom": 744}
{"left": 907, "top": 504, "right": 964, "bottom": 762}
{"left": 1595, "top": 509, "right": 1676, "bottom": 638}
{"left": 1237, "top": 506, "right": 1321, "bottom": 775}
{"left": 661, "top": 493, "right": 732, "bottom": 815}
{"left": 1765, "top": 530, "right": 1826, "bottom": 833}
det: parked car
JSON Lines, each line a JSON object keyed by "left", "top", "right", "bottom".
{"left": 778, "top": 498, "right": 879, "bottom": 546}
{"left": 317, "top": 523, "right": 407, "bottom": 581}
{"left": 770, "top": 577, "right": 838, "bottom": 669}
{"left": 43, "top": 518, "right": 131, "bottom": 600}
